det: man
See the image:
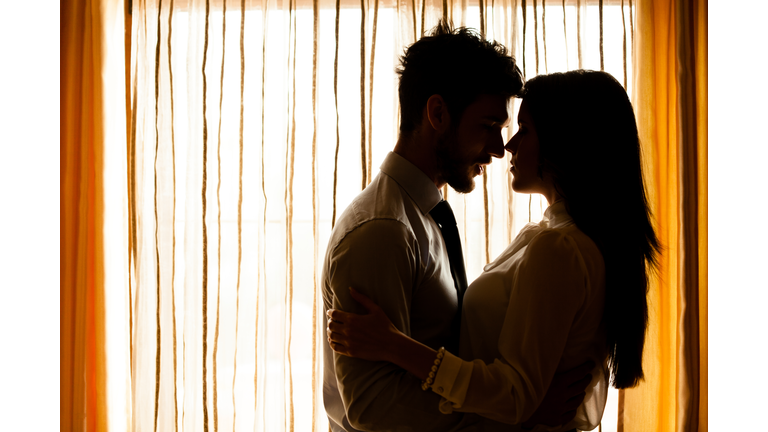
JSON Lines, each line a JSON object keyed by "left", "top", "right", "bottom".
{"left": 322, "top": 21, "right": 588, "bottom": 432}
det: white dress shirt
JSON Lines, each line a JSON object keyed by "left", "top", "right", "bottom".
{"left": 321, "top": 151, "right": 482, "bottom": 431}
{"left": 431, "top": 201, "right": 609, "bottom": 432}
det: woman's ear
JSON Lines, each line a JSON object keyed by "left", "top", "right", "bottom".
{"left": 424, "top": 94, "right": 451, "bottom": 133}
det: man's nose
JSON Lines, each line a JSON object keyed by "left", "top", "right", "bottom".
{"left": 487, "top": 134, "right": 506, "bottom": 158}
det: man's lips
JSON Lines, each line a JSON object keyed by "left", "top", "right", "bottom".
{"left": 475, "top": 163, "right": 491, "bottom": 175}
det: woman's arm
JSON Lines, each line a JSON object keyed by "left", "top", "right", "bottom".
{"left": 428, "top": 231, "right": 593, "bottom": 424}
{"left": 327, "top": 285, "right": 595, "bottom": 428}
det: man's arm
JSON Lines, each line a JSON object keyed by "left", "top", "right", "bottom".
{"left": 328, "top": 219, "right": 478, "bottom": 432}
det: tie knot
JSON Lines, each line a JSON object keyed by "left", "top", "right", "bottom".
{"left": 430, "top": 200, "right": 457, "bottom": 228}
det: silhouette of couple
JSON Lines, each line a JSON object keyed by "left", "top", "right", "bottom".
{"left": 322, "top": 20, "right": 659, "bottom": 432}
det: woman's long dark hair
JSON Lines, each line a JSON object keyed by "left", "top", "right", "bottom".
{"left": 523, "top": 70, "right": 660, "bottom": 388}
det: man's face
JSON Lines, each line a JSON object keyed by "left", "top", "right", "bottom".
{"left": 435, "top": 94, "right": 511, "bottom": 193}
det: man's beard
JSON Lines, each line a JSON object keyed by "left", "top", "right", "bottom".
{"left": 435, "top": 128, "right": 476, "bottom": 194}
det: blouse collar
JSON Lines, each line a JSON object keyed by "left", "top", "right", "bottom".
{"left": 482, "top": 200, "right": 573, "bottom": 273}
{"left": 542, "top": 200, "right": 574, "bottom": 229}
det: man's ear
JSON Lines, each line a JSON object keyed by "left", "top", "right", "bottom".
{"left": 425, "top": 94, "right": 451, "bottom": 133}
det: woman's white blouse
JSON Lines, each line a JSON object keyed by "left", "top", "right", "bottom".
{"left": 431, "top": 201, "right": 609, "bottom": 431}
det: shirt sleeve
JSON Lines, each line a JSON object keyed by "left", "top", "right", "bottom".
{"left": 327, "top": 219, "right": 478, "bottom": 432}
{"left": 430, "top": 229, "right": 589, "bottom": 425}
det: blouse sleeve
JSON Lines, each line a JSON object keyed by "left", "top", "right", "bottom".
{"left": 430, "top": 229, "right": 590, "bottom": 425}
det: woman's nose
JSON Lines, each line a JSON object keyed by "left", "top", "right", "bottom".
{"left": 505, "top": 136, "right": 517, "bottom": 154}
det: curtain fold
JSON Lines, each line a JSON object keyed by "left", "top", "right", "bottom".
{"left": 62, "top": 0, "right": 109, "bottom": 430}
{"left": 620, "top": 0, "right": 707, "bottom": 431}
{"left": 62, "top": 0, "right": 129, "bottom": 429}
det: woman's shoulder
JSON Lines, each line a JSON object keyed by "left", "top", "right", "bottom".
{"left": 524, "top": 225, "right": 602, "bottom": 270}
{"left": 487, "top": 223, "right": 578, "bottom": 272}
{"left": 526, "top": 225, "right": 574, "bottom": 252}
{"left": 558, "top": 224, "right": 604, "bottom": 265}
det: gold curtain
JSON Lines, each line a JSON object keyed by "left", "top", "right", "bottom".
{"left": 62, "top": 0, "right": 109, "bottom": 429}
{"left": 62, "top": 0, "right": 129, "bottom": 430}
{"left": 620, "top": 0, "right": 707, "bottom": 431}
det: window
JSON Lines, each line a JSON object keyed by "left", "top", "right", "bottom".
{"left": 119, "top": 1, "right": 634, "bottom": 429}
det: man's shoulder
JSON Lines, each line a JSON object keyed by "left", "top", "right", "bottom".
{"left": 332, "top": 173, "right": 412, "bottom": 241}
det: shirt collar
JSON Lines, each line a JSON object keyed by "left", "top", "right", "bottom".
{"left": 380, "top": 151, "right": 443, "bottom": 215}
{"left": 542, "top": 199, "right": 574, "bottom": 229}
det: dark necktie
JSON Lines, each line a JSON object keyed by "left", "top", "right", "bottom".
{"left": 429, "top": 200, "right": 468, "bottom": 308}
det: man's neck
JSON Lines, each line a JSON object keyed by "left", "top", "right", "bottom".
{"left": 393, "top": 135, "right": 444, "bottom": 189}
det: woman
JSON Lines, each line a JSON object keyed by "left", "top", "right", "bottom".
{"left": 327, "top": 70, "right": 660, "bottom": 431}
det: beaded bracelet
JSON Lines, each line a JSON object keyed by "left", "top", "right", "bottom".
{"left": 420, "top": 347, "right": 446, "bottom": 391}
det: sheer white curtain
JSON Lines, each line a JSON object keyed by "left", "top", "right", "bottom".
{"left": 116, "top": 0, "right": 634, "bottom": 430}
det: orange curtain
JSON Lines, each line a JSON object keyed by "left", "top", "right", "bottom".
{"left": 620, "top": 0, "right": 707, "bottom": 431}
{"left": 62, "top": 0, "right": 127, "bottom": 429}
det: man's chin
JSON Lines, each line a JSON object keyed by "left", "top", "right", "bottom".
{"left": 437, "top": 161, "right": 477, "bottom": 194}
{"left": 446, "top": 175, "right": 475, "bottom": 194}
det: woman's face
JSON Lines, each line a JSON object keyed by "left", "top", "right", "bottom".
{"left": 506, "top": 100, "right": 542, "bottom": 192}
{"left": 505, "top": 100, "right": 560, "bottom": 203}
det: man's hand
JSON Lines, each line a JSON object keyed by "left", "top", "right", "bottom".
{"left": 521, "top": 360, "right": 596, "bottom": 430}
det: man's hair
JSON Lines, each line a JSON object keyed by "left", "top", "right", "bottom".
{"left": 397, "top": 20, "right": 524, "bottom": 133}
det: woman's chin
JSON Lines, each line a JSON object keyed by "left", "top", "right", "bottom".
{"left": 510, "top": 180, "right": 535, "bottom": 195}
{"left": 510, "top": 179, "right": 525, "bottom": 193}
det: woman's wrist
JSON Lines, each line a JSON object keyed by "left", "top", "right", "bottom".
{"left": 420, "top": 347, "right": 446, "bottom": 391}
{"left": 384, "top": 329, "right": 410, "bottom": 365}
{"left": 384, "top": 331, "right": 440, "bottom": 381}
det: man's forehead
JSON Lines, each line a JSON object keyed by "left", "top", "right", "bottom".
{"left": 470, "top": 94, "right": 512, "bottom": 122}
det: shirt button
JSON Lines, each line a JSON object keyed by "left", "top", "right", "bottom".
{"left": 437, "top": 386, "right": 444, "bottom": 393}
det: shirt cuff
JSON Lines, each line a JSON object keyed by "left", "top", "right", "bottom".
{"left": 431, "top": 351, "right": 473, "bottom": 414}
